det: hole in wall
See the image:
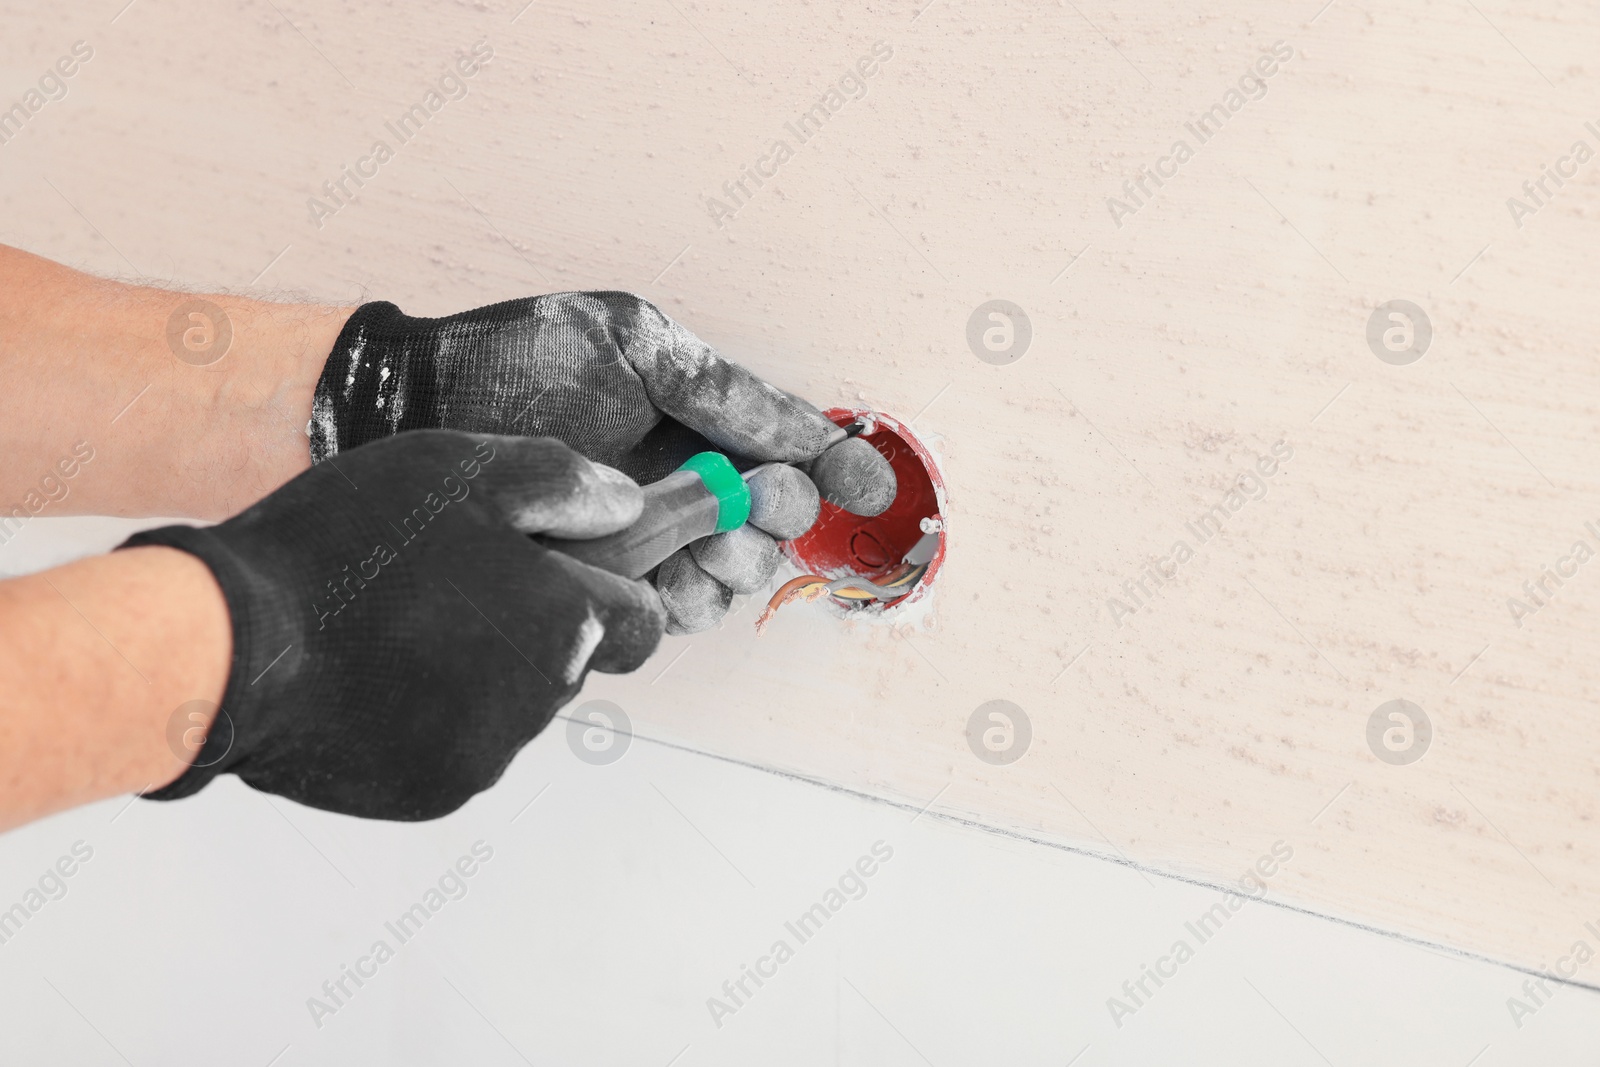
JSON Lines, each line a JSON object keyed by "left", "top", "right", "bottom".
{"left": 783, "top": 407, "right": 947, "bottom": 613}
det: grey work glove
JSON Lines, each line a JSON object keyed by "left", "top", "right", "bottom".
{"left": 126, "top": 431, "right": 663, "bottom": 820}
{"left": 309, "top": 292, "right": 895, "bottom": 633}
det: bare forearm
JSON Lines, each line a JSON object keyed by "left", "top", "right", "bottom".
{"left": 0, "top": 546, "right": 231, "bottom": 830}
{"left": 0, "top": 243, "right": 351, "bottom": 519}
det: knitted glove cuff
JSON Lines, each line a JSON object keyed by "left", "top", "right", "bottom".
{"left": 309, "top": 301, "right": 422, "bottom": 464}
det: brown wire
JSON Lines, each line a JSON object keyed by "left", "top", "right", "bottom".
{"left": 754, "top": 563, "right": 928, "bottom": 634}
{"left": 754, "top": 575, "right": 832, "bottom": 635}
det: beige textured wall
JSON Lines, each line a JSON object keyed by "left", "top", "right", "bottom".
{"left": 4, "top": 0, "right": 1598, "bottom": 976}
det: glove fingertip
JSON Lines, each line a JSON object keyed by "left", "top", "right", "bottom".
{"left": 656, "top": 548, "right": 732, "bottom": 634}
{"left": 588, "top": 575, "right": 667, "bottom": 675}
{"left": 812, "top": 438, "right": 898, "bottom": 517}
{"left": 547, "top": 460, "right": 645, "bottom": 539}
{"left": 746, "top": 464, "right": 821, "bottom": 540}
{"left": 481, "top": 434, "right": 645, "bottom": 537}
{"left": 689, "top": 525, "right": 781, "bottom": 595}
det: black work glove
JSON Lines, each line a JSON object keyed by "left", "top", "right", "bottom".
{"left": 308, "top": 293, "right": 896, "bottom": 633}
{"left": 124, "top": 431, "right": 663, "bottom": 821}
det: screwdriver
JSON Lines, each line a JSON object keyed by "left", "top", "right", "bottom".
{"left": 539, "top": 452, "right": 760, "bottom": 579}
{"left": 539, "top": 423, "right": 883, "bottom": 580}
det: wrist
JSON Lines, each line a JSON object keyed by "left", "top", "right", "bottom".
{"left": 115, "top": 545, "right": 234, "bottom": 793}
{"left": 0, "top": 244, "right": 353, "bottom": 519}
{"left": 177, "top": 296, "right": 353, "bottom": 518}
{"left": 0, "top": 545, "right": 231, "bottom": 829}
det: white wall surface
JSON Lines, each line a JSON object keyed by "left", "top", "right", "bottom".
{"left": 1, "top": 518, "right": 1595, "bottom": 1061}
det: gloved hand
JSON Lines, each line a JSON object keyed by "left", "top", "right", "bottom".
{"left": 123, "top": 431, "right": 664, "bottom": 821}
{"left": 308, "top": 292, "right": 896, "bottom": 633}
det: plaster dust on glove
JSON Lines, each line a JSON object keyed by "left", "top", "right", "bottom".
{"left": 656, "top": 547, "right": 731, "bottom": 634}
{"left": 690, "top": 525, "right": 780, "bottom": 594}
{"left": 308, "top": 291, "right": 899, "bottom": 636}
{"left": 744, "top": 462, "right": 821, "bottom": 539}
{"left": 809, "top": 437, "right": 897, "bottom": 517}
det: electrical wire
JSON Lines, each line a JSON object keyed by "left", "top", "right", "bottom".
{"left": 754, "top": 530, "right": 939, "bottom": 634}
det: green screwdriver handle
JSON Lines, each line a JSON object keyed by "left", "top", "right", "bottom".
{"left": 539, "top": 452, "right": 753, "bottom": 580}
